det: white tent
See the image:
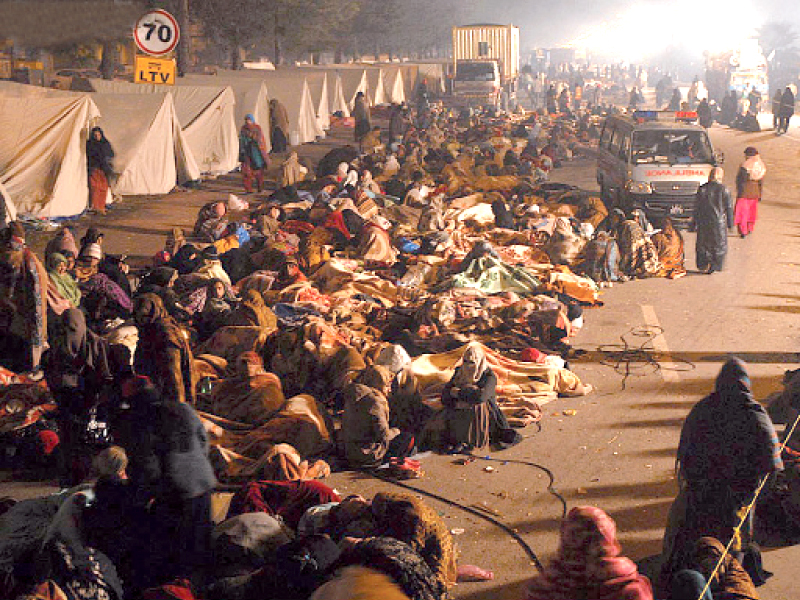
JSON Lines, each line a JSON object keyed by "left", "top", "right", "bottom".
{"left": 259, "top": 70, "right": 329, "bottom": 136}
{"left": 298, "top": 66, "right": 350, "bottom": 117}
{"left": 91, "top": 92, "right": 201, "bottom": 196}
{"left": 363, "top": 66, "right": 387, "bottom": 105}
{"left": 181, "top": 74, "right": 271, "bottom": 152}
{"left": 89, "top": 79, "right": 239, "bottom": 174}
{"left": 336, "top": 68, "right": 370, "bottom": 109}
{"left": 381, "top": 65, "right": 406, "bottom": 104}
{"left": 0, "top": 84, "right": 99, "bottom": 218}
{"left": 0, "top": 180, "right": 18, "bottom": 225}
{"left": 278, "top": 69, "right": 330, "bottom": 131}
{"left": 216, "top": 69, "right": 322, "bottom": 144}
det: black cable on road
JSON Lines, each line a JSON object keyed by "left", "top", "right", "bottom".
{"left": 365, "top": 450, "right": 570, "bottom": 573}
{"left": 595, "top": 325, "right": 696, "bottom": 390}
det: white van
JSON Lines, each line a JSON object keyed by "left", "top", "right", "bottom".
{"left": 596, "top": 111, "right": 722, "bottom": 225}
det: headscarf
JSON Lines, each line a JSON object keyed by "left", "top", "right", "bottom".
{"left": 526, "top": 506, "right": 654, "bottom": 600}
{"left": 46, "top": 253, "right": 81, "bottom": 308}
{"left": 133, "top": 292, "right": 171, "bottom": 327}
{"left": 452, "top": 345, "right": 488, "bottom": 387}
{"left": 86, "top": 127, "right": 114, "bottom": 176}
{"left": 741, "top": 151, "right": 766, "bottom": 181}
{"left": 270, "top": 99, "right": 291, "bottom": 134}
{"left": 51, "top": 308, "right": 110, "bottom": 378}
{"left": 45, "top": 226, "right": 79, "bottom": 259}
{"left": 358, "top": 365, "right": 394, "bottom": 393}
{"left": 677, "top": 357, "right": 783, "bottom": 486}
{"left": 282, "top": 152, "right": 306, "bottom": 188}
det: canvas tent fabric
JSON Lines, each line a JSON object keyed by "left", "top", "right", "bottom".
{"left": 0, "top": 180, "right": 18, "bottom": 226}
{"left": 280, "top": 69, "right": 331, "bottom": 131}
{"left": 0, "top": 84, "right": 99, "bottom": 218}
{"left": 89, "top": 79, "right": 239, "bottom": 175}
{"left": 336, "top": 69, "right": 370, "bottom": 109}
{"left": 299, "top": 66, "right": 350, "bottom": 117}
{"left": 381, "top": 65, "right": 406, "bottom": 105}
{"left": 91, "top": 92, "right": 201, "bottom": 196}
{"left": 215, "top": 70, "right": 322, "bottom": 145}
{"left": 181, "top": 74, "right": 272, "bottom": 153}
{"left": 363, "top": 66, "right": 387, "bottom": 105}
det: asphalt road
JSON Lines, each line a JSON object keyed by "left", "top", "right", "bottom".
{"left": 4, "top": 118, "right": 800, "bottom": 600}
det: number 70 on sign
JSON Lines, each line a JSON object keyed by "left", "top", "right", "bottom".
{"left": 134, "top": 9, "right": 181, "bottom": 57}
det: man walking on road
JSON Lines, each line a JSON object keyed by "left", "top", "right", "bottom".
{"left": 692, "top": 168, "right": 733, "bottom": 274}
{"left": 778, "top": 86, "right": 795, "bottom": 134}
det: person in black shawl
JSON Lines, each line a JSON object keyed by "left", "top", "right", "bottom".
{"left": 662, "top": 357, "right": 783, "bottom": 585}
{"left": 86, "top": 127, "right": 114, "bottom": 214}
{"left": 43, "top": 308, "right": 113, "bottom": 485}
{"left": 691, "top": 168, "right": 734, "bottom": 274}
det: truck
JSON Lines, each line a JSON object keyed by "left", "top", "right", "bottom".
{"left": 452, "top": 24, "right": 520, "bottom": 109}
{"left": 705, "top": 39, "right": 768, "bottom": 103}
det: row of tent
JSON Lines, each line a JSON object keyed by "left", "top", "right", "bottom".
{"left": 0, "top": 62, "right": 448, "bottom": 219}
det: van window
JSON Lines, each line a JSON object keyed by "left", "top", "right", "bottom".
{"left": 632, "top": 130, "right": 714, "bottom": 164}
{"left": 599, "top": 124, "right": 613, "bottom": 149}
{"left": 619, "top": 132, "right": 631, "bottom": 160}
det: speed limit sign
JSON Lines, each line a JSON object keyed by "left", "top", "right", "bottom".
{"left": 134, "top": 9, "right": 180, "bottom": 57}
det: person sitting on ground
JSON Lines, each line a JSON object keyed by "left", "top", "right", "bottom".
{"left": 341, "top": 366, "right": 412, "bottom": 469}
{"left": 281, "top": 151, "right": 308, "bottom": 188}
{"left": 610, "top": 209, "right": 661, "bottom": 278}
{"left": 195, "top": 278, "right": 232, "bottom": 340}
{"left": 194, "top": 201, "right": 229, "bottom": 242}
{"left": 361, "top": 125, "right": 383, "bottom": 154}
{"left": 73, "top": 243, "right": 132, "bottom": 322}
{"left": 45, "top": 252, "right": 81, "bottom": 315}
{"left": 669, "top": 537, "right": 759, "bottom": 600}
{"left": 527, "top": 505, "right": 654, "bottom": 600}
{"left": 651, "top": 217, "right": 686, "bottom": 279}
{"left": 441, "top": 345, "right": 521, "bottom": 453}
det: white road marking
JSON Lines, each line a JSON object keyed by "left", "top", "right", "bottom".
{"left": 640, "top": 304, "right": 680, "bottom": 382}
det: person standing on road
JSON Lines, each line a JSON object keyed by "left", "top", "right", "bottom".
{"left": 86, "top": 126, "right": 114, "bottom": 215}
{"left": 353, "top": 91, "right": 372, "bottom": 142}
{"left": 691, "top": 167, "right": 733, "bottom": 274}
{"left": 772, "top": 88, "right": 783, "bottom": 130}
{"left": 734, "top": 146, "right": 765, "bottom": 238}
{"left": 239, "top": 114, "right": 269, "bottom": 193}
{"left": 661, "top": 358, "right": 782, "bottom": 588}
{"left": 269, "top": 98, "right": 290, "bottom": 153}
{"left": 779, "top": 86, "right": 795, "bottom": 134}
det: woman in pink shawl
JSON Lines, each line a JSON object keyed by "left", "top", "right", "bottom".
{"left": 527, "top": 506, "right": 653, "bottom": 600}
{"left": 734, "top": 146, "right": 766, "bottom": 238}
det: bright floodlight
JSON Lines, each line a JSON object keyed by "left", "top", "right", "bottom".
{"left": 563, "top": 0, "right": 762, "bottom": 61}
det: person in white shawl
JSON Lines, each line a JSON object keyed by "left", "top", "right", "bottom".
{"left": 734, "top": 146, "right": 766, "bottom": 237}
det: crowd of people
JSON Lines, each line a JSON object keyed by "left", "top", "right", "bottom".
{"left": 0, "top": 80, "right": 796, "bottom": 600}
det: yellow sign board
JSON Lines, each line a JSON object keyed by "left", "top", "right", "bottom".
{"left": 134, "top": 55, "right": 176, "bottom": 85}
